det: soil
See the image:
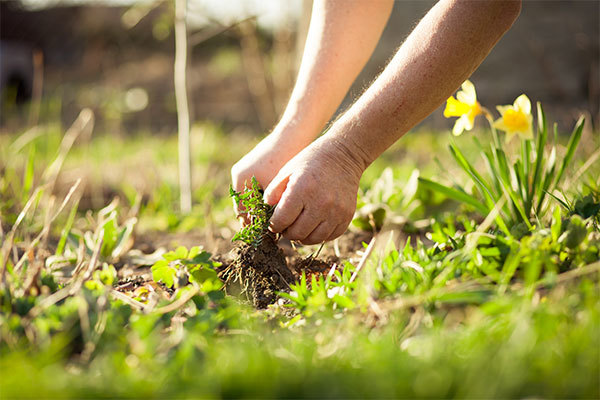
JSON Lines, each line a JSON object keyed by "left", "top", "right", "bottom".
{"left": 120, "top": 229, "right": 379, "bottom": 309}
{"left": 220, "top": 233, "right": 296, "bottom": 309}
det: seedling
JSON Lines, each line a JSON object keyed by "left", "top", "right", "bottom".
{"left": 230, "top": 176, "right": 274, "bottom": 247}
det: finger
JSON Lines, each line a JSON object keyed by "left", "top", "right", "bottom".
{"left": 264, "top": 174, "right": 290, "bottom": 206}
{"left": 301, "top": 221, "right": 336, "bottom": 245}
{"left": 269, "top": 191, "right": 304, "bottom": 233}
{"left": 282, "top": 208, "right": 321, "bottom": 242}
{"left": 326, "top": 222, "right": 348, "bottom": 242}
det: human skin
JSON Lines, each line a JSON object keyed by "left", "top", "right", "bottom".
{"left": 231, "top": 0, "right": 395, "bottom": 217}
{"left": 232, "top": 0, "right": 522, "bottom": 244}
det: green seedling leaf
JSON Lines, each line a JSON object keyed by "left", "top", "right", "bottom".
{"left": 230, "top": 176, "right": 274, "bottom": 247}
{"left": 174, "top": 246, "right": 188, "bottom": 259}
{"left": 332, "top": 294, "right": 355, "bottom": 309}
{"left": 152, "top": 259, "right": 177, "bottom": 288}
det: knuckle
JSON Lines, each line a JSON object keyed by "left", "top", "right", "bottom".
{"left": 284, "top": 225, "right": 310, "bottom": 242}
{"left": 269, "top": 216, "right": 284, "bottom": 233}
{"left": 320, "top": 192, "right": 334, "bottom": 208}
{"left": 330, "top": 224, "right": 348, "bottom": 241}
{"left": 301, "top": 236, "right": 319, "bottom": 245}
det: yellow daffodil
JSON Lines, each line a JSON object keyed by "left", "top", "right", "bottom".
{"left": 444, "top": 80, "right": 482, "bottom": 136}
{"left": 493, "top": 94, "right": 533, "bottom": 142}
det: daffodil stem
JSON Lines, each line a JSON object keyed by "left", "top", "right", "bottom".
{"left": 483, "top": 108, "right": 501, "bottom": 149}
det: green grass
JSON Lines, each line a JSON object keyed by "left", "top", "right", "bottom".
{"left": 0, "top": 110, "right": 599, "bottom": 398}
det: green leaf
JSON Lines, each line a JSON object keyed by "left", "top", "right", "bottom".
{"left": 23, "top": 144, "right": 35, "bottom": 202}
{"left": 449, "top": 144, "right": 496, "bottom": 204}
{"left": 500, "top": 243, "right": 522, "bottom": 286}
{"left": 551, "top": 206, "right": 562, "bottom": 242}
{"left": 174, "top": 246, "right": 188, "bottom": 259}
{"left": 332, "top": 294, "right": 355, "bottom": 309}
{"left": 531, "top": 102, "right": 548, "bottom": 202}
{"left": 151, "top": 260, "right": 177, "bottom": 288}
{"left": 434, "top": 290, "right": 491, "bottom": 305}
{"left": 100, "top": 216, "right": 119, "bottom": 258}
{"left": 418, "top": 177, "right": 488, "bottom": 215}
{"left": 188, "top": 246, "right": 202, "bottom": 259}
{"left": 545, "top": 191, "right": 571, "bottom": 211}
{"left": 56, "top": 198, "right": 80, "bottom": 256}
{"left": 555, "top": 116, "right": 584, "bottom": 189}
{"left": 189, "top": 266, "right": 218, "bottom": 284}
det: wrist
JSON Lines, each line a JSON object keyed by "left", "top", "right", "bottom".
{"left": 318, "top": 131, "right": 370, "bottom": 184}
{"left": 323, "top": 120, "right": 374, "bottom": 175}
{"left": 267, "top": 119, "right": 319, "bottom": 154}
{"left": 273, "top": 101, "right": 329, "bottom": 143}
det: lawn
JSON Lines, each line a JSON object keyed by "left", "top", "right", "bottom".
{"left": 1, "top": 88, "right": 599, "bottom": 398}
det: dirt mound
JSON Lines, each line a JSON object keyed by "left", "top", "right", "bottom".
{"left": 221, "top": 233, "right": 296, "bottom": 309}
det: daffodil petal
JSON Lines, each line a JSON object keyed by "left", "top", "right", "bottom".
{"left": 462, "top": 114, "right": 474, "bottom": 131}
{"left": 452, "top": 117, "right": 467, "bottom": 136}
{"left": 457, "top": 80, "right": 477, "bottom": 105}
{"left": 444, "top": 97, "right": 470, "bottom": 117}
{"left": 496, "top": 105, "right": 512, "bottom": 115}
{"left": 493, "top": 118, "right": 508, "bottom": 132}
{"left": 514, "top": 94, "right": 531, "bottom": 114}
{"left": 520, "top": 116, "right": 534, "bottom": 140}
{"left": 505, "top": 130, "right": 516, "bottom": 143}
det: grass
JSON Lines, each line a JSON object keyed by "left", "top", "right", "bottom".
{"left": 0, "top": 104, "right": 599, "bottom": 398}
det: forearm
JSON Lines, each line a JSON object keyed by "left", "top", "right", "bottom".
{"left": 326, "top": 0, "right": 522, "bottom": 170}
{"left": 273, "top": 0, "right": 394, "bottom": 149}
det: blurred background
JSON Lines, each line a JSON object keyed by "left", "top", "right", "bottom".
{"left": 1, "top": 0, "right": 599, "bottom": 136}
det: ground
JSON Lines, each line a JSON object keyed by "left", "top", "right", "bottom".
{"left": 0, "top": 111, "right": 599, "bottom": 398}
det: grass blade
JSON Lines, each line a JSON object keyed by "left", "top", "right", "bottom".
{"left": 418, "top": 177, "right": 489, "bottom": 215}
{"left": 554, "top": 115, "right": 584, "bottom": 189}
{"left": 449, "top": 144, "right": 497, "bottom": 206}
{"left": 56, "top": 198, "right": 80, "bottom": 256}
{"left": 531, "top": 102, "right": 548, "bottom": 200}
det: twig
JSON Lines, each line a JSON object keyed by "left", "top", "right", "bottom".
{"left": 12, "top": 179, "right": 81, "bottom": 273}
{"left": 350, "top": 237, "right": 377, "bottom": 283}
{"left": 174, "top": 0, "right": 192, "bottom": 214}
{"left": 27, "top": 49, "right": 44, "bottom": 127}
{"left": 75, "top": 235, "right": 103, "bottom": 289}
{"left": 188, "top": 16, "right": 256, "bottom": 47}
{"left": 306, "top": 242, "right": 325, "bottom": 270}
{"left": 42, "top": 109, "right": 94, "bottom": 194}
{"left": 109, "top": 289, "right": 148, "bottom": 312}
{"left": 1, "top": 185, "right": 47, "bottom": 279}
{"left": 154, "top": 285, "right": 200, "bottom": 314}
{"left": 10, "top": 126, "right": 44, "bottom": 153}
{"left": 566, "top": 146, "right": 600, "bottom": 188}
{"left": 26, "top": 286, "right": 72, "bottom": 319}
{"left": 534, "top": 261, "right": 600, "bottom": 290}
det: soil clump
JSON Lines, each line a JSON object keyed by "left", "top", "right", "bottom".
{"left": 221, "top": 233, "right": 296, "bottom": 309}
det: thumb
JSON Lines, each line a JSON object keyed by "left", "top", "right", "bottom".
{"left": 264, "top": 173, "right": 290, "bottom": 206}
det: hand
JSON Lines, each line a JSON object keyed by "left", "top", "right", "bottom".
{"left": 264, "top": 136, "right": 365, "bottom": 245}
{"left": 231, "top": 131, "right": 306, "bottom": 222}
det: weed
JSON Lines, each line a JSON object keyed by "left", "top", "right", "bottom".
{"left": 229, "top": 176, "right": 274, "bottom": 247}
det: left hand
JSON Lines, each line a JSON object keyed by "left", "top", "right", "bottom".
{"left": 263, "top": 136, "right": 365, "bottom": 245}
